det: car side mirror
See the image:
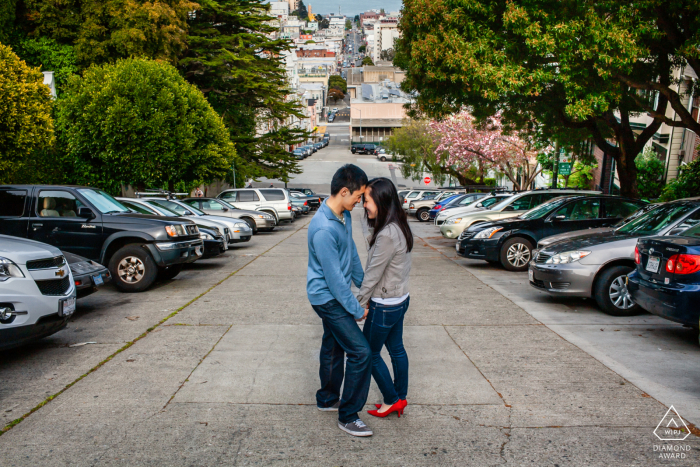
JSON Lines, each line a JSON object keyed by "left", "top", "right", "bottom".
{"left": 503, "top": 206, "right": 514, "bottom": 211}
{"left": 222, "top": 207, "right": 229, "bottom": 212}
{"left": 549, "top": 215, "right": 566, "bottom": 222}
{"left": 78, "top": 207, "right": 96, "bottom": 219}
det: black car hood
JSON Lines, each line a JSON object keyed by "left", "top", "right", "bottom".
{"left": 540, "top": 229, "right": 635, "bottom": 252}
{"left": 467, "top": 217, "right": 532, "bottom": 233}
{"left": 103, "top": 212, "right": 194, "bottom": 226}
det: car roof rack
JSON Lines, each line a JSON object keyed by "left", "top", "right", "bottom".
{"left": 134, "top": 189, "right": 188, "bottom": 200}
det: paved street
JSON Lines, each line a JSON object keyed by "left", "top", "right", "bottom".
{"left": 2, "top": 142, "right": 699, "bottom": 465}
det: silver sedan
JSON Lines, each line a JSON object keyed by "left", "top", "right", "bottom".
{"left": 529, "top": 202, "right": 700, "bottom": 316}
{"left": 182, "top": 197, "right": 276, "bottom": 233}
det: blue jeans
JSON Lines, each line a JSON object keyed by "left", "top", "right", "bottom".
{"left": 312, "top": 299, "right": 372, "bottom": 424}
{"left": 362, "top": 296, "right": 410, "bottom": 405}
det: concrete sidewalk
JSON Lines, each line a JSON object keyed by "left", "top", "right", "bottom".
{"left": 1, "top": 211, "right": 698, "bottom": 466}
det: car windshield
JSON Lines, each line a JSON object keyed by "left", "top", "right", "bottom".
{"left": 488, "top": 195, "right": 518, "bottom": 211}
{"left": 144, "top": 200, "right": 182, "bottom": 216}
{"left": 615, "top": 204, "right": 697, "bottom": 235}
{"left": 78, "top": 189, "right": 130, "bottom": 214}
{"left": 481, "top": 196, "right": 505, "bottom": 208}
{"left": 519, "top": 198, "right": 570, "bottom": 220}
{"left": 213, "top": 199, "right": 238, "bottom": 210}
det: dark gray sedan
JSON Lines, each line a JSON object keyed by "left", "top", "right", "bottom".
{"left": 529, "top": 200, "right": 700, "bottom": 316}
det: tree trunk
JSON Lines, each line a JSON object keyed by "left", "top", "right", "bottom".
{"left": 614, "top": 135, "right": 640, "bottom": 198}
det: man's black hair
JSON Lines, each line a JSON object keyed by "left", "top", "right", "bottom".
{"left": 330, "top": 164, "right": 368, "bottom": 195}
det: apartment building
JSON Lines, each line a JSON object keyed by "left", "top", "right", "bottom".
{"left": 350, "top": 80, "right": 412, "bottom": 143}
{"left": 373, "top": 19, "right": 399, "bottom": 62}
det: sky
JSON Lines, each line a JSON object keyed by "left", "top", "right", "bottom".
{"left": 291, "top": 1, "right": 404, "bottom": 17}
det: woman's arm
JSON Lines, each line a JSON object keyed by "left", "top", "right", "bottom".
{"left": 356, "top": 229, "right": 396, "bottom": 307}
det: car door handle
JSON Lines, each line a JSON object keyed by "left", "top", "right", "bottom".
{"left": 32, "top": 223, "right": 43, "bottom": 230}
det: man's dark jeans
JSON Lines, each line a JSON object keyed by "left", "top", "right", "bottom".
{"left": 362, "top": 296, "right": 410, "bottom": 405}
{"left": 312, "top": 299, "right": 372, "bottom": 424}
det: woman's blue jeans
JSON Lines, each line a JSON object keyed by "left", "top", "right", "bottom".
{"left": 362, "top": 296, "right": 410, "bottom": 405}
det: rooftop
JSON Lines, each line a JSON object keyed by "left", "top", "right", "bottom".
{"left": 351, "top": 81, "right": 412, "bottom": 104}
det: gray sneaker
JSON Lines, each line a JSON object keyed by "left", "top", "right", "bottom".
{"left": 317, "top": 401, "right": 340, "bottom": 412}
{"left": 338, "top": 419, "right": 373, "bottom": 437}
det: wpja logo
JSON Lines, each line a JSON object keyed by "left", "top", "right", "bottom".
{"left": 653, "top": 406, "right": 691, "bottom": 459}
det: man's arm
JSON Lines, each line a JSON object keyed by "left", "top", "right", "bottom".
{"left": 312, "top": 229, "right": 365, "bottom": 319}
{"left": 351, "top": 234, "right": 364, "bottom": 288}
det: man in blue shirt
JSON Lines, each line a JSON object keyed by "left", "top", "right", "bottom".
{"left": 307, "top": 164, "right": 373, "bottom": 437}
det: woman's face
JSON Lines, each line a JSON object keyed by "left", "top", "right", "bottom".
{"left": 363, "top": 187, "right": 378, "bottom": 219}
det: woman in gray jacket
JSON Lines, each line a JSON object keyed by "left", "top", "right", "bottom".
{"left": 358, "top": 178, "right": 413, "bottom": 419}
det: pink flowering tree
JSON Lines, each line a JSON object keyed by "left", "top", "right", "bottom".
{"left": 429, "top": 112, "right": 545, "bottom": 191}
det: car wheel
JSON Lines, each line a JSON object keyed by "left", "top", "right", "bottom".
{"left": 594, "top": 265, "right": 643, "bottom": 316}
{"left": 380, "top": 156, "right": 387, "bottom": 161}
{"left": 158, "top": 264, "right": 183, "bottom": 281}
{"left": 243, "top": 217, "right": 257, "bottom": 234}
{"left": 109, "top": 245, "right": 158, "bottom": 292}
{"left": 500, "top": 237, "right": 533, "bottom": 272}
{"left": 417, "top": 208, "right": 430, "bottom": 222}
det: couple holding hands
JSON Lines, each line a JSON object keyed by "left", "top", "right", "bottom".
{"left": 307, "top": 164, "right": 413, "bottom": 437}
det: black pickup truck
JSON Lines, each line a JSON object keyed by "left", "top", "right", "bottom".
{"left": 0, "top": 185, "right": 204, "bottom": 292}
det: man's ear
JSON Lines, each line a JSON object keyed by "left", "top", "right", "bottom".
{"left": 339, "top": 187, "right": 349, "bottom": 197}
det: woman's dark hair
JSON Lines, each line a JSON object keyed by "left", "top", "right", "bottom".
{"left": 364, "top": 177, "right": 413, "bottom": 252}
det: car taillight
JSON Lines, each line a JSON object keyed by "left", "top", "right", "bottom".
{"left": 318, "top": 198, "right": 321, "bottom": 203}
{"left": 634, "top": 246, "right": 641, "bottom": 264}
{"left": 288, "top": 203, "right": 292, "bottom": 210}
{"left": 439, "top": 206, "right": 446, "bottom": 211}
{"left": 404, "top": 198, "right": 408, "bottom": 204}
{"left": 304, "top": 201, "right": 308, "bottom": 206}
{"left": 667, "top": 254, "right": 700, "bottom": 275}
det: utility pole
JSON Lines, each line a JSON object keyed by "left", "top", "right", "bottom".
{"left": 551, "top": 141, "right": 560, "bottom": 188}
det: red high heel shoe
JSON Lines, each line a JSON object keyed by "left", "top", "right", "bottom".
{"left": 368, "top": 400, "right": 406, "bottom": 418}
{"left": 375, "top": 399, "right": 407, "bottom": 409}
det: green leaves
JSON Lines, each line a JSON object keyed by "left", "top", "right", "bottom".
{"left": 55, "top": 58, "right": 236, "bottom": 194}
{"left": 0, "top": 42, "right": 55, "bottom": 183}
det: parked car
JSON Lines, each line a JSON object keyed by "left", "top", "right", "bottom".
{"left": 313, "top": 142, "right": 323, "bottom": 151}
{"left": 431, "top": 193, "right": 497, "bottom": 223}
{"left": 440, "top": 189, "right": 601, "bottom": 239}
{"left": 118, "top": 199, "right": 227, "bottom": 260}
{"left": 0, "top": 235, "right": 76, "bottom": 350}
{"left": 458, "top": 195, "right": 647, "bottom": 271}
{"left": 529, "top": 200, "right": 699, "bottom": 315}
{"left": 328, "top": 115, "right": 335, "bottom": 123}
{"left": 289, "top": 187, "right": 328, "bottom": 201}
{"left": 289, "top": 191, "right": 321, "bottom": 210}
{"left": 408, "top": 192, "right": 462, "bottom": 221}
{"left": 292, "top": 149, "right": 305, "bottom": 160}
{"left": 64, "top": 251, "right": 111, "bottom": 299}
{"left": 129, "top": 198, "right": 252, "bottom": 244}
{"left": 376, "top": 148, "right": 389, "bottom": 161}
{"left": 434, "top": 194, "right": 513, "bottom": 226}
{"left": 290, "top": 196, "right": 311, "bottom": 215}
{"left": 181, "top": 197, "right": 276, "bottom": 234}
{"left": 402, "top": 189, "right": 445, "bottom": 211}
{"left": 351, "top": 143, "right": 377, "bottom": 155}
{"left": 628, "top": 215, "right": 700, "bottom": 327}
{"left": 0, "top": 185, "right": 202, "bottom": 292}
{"left": 217, "top": 188, "right": 293, "bottom": 224}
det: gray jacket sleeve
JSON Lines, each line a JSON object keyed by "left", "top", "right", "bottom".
{"left": 356, "top": 229, "right": 396, "bottom": 307}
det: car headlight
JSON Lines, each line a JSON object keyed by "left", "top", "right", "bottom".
{"left": 165, "top": 225, "right": 186, "bottom": 237}
{"left": 474, "top": 227, "right": 503, "bottom": 239}
{"left": 446, "top": 218, "right": 462, "bottom": 225}
{"left": 0, "top": 257, "right": 24, "bottom": 281}
{"left": 200, "top": 232, "right": 214, "bottom": 240}
{"left": 234, "top": 222, "right": 248, "bottom": 229}
{"left": 545, "top": 250, "right": 591, "bottom": 264}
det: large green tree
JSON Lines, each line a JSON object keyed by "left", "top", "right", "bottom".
{"left": 0, "top": 42, "right": 55, "bottom": 183}
{"left": 180, "top": 0, "right": 307, "bottom": 184}
{"left": 20, "top": 0, "right": 195, "bottom": 68}
{"left": 56, "top": 58, "right": 237, "bottom": 194}
{"left": 396, "top": 0, "right": 700, "bottom": 198}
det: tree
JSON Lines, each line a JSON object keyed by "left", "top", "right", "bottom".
{"left": 345, "top": 19, "right": 352, "bottom": 30}
{"left": 659, "top": 158, "right": 700, "bottom": 201}
{"left": 354, "top": 15, "right": 360, "bottom": 23}
{"left": 635, "top": 147, "right": 666, "bottom": 199}
{"left": 328, "top": 88, "right": 344, "bottom": 102}
{"left": 429, "top": 112, "right": 546, "bottom": 191}
{"left": 380, "top": 48, "right": 395, "bottom": 61}
{"left": 0, "top": 0, "right": 18, "bottom": 44}
{"left": 396, "top": 0, "right": 700, "bottom": 198}
{"left": 362, "top": 56, "right": 374, "bottom": 66}
{"left": 296, "top": 1, "right": 308, "bottom": 21}
{"left": 56, "top": 58, "right": 236, "bottom": 194}
{"left": 11, "top": 36, "right": 77, "bottom": 95}
{"left": 0, "top": 42, "right": 55, "bottom": 183}
{"left": 20, "top": 0, "right": 195, "bottom": 68}
{"left": 329, "top": 75, "right": 347, "bottom": 93}
{"left": 180, "top": 0, "right": 307, "bottom": 184}
{"left": 387, "top": 119, "right": 480, "bottom": 186}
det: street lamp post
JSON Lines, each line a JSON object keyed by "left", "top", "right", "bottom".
{"left": 356, "top": 108, "right": 362, "bottom": 143}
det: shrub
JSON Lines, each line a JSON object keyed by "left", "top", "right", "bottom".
{"left": 635, "top": 148, "right": 666, "bottom": 199}
{"left": 659, "top": 157, "right": 700, "bottom": 201}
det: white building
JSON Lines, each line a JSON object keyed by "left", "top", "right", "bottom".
{"left": 374, "top": 19, "right": 399, "bottom": 62}
{"left": 269, "top": 1, "right": 289, "bottom": 19}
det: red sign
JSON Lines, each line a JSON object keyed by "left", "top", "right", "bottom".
{"left": 423, "top": 176, "right": 431, "bottom": 185}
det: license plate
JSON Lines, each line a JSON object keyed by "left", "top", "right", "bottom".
{"left": 646, "top": 256, "right": 661, "bottom": 273}
{"left": 528, "top": 269, "right": 534, "bottom": 282}
{"left": 92, "top": 274, "right": 104, "bottom": 286}
{"left": 455, "top": 242, "right": 459, "bottom": 252}
{"left": 60, "top": 296, "right": 76, "bottom": 317}
{"left": 195, "top": 246, "right": 203, "bottom": 256}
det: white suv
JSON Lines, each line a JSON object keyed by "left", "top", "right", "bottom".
{"left": 217, "top": 188, "right": 293, "bottom": 223}
{"left": 0, "top": 235, "right": 76, "bottom": 350}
